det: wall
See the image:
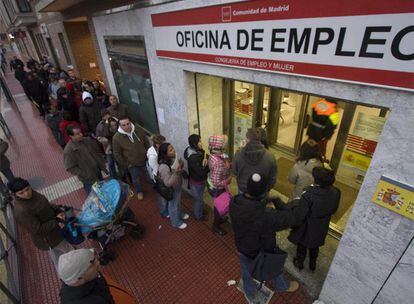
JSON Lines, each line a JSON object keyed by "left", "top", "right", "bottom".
{"left": 46, "top": 21, "right": 75, "bottom": 70}
{"left": 92, "top": 1, "right": 414, "bottom": 303}
{"left": 64, "top": 21, "right": 101, "bottom": 81}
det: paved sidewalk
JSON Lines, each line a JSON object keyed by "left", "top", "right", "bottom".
{"left": 1, "top": 52, "right": 311, "bottom": 304}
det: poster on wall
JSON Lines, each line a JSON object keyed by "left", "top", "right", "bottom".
{"left": 234, "top": 111, "right": 252, "bottom": 151}
{"left": 151, "top": 0, "right": 414, "bottom": 91}
{"left": 372, "top": 176, "right": 414, "bottom": 221}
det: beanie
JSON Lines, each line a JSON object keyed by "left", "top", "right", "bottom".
{"left": 8, "top": 178, "right": 30, "bottom": 193}
{"left": 247, "top": 173, "right": 267, "bottom": 197}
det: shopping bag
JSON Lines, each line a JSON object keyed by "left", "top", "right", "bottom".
{"left": 213, "top": 190, "right": 231, "bottom": 216}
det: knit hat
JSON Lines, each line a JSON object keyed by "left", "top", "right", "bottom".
{"left": 247, "top": 173, "right": 267, "bottom": 197}
{"left": 8, "top": 178, "right": 30, "bottom": 193}
{"left": 58, "top": 249, "right": 95, "bottom": 285}
{"left": 208, "top": 135, "right": 227, "bottom": 150}
{"left": 82, "top": 91, "right": 93, "bottom": 101}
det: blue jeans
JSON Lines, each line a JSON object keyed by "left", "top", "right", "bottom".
{"left": 239, "top": 253, "right": 289, "bottom": 300}
{"left": 156, "top": 193, "right": 168, "bottom": 217}
{"left": 190, "top": 181, "right": 205, "bottom": 219}
{"left": 158, "top": 186, "right": 184, "bottom": 227}
{"left": 107, "top": 154, "right": 116, "bottom": 179}
{"left": 128, "top": 165, "right": 144, "bottom": 193}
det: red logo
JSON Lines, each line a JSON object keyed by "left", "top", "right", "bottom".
{"left": 221, "top": 6, "right": 231, "bottom": 22}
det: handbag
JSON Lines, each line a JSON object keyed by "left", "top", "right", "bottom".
{"left": 213, "top": 189, "right": 231, "bottom": 216}
{"left": 153, "top": 171, "right": 174, "bottom": 201}
{"left": 250, "top": 212, "right": 288, "bottom": 286}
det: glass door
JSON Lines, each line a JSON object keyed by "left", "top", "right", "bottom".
{"left": 110, "top": 55, "right": 159, "bottom": 134}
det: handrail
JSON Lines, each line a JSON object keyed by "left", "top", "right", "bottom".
{"left": 0, "top": 195, "right": 21, "bottom": 304}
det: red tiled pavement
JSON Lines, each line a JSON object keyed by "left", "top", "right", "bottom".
{"left": 1, "top": 52, "right": 311, "bottom": 304}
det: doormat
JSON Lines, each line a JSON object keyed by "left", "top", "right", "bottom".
{"left": 237, "top": 279, "right": 274, "bottom": 304}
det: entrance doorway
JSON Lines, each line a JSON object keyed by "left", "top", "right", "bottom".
{"left": 192, "top": 73, "right": 389, "bottom": 236}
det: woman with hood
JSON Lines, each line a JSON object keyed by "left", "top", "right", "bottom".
{"left": 184, "top": 134, "right": 209, "bottom": 221}
{"left": 288, "top": 139, "right": 323, "bottom": 201}
{"left": 157, "top": 142, "right": 189, "bottom": 229}
{"left": 207, "top": 135, "right": 231, "bottom": 235}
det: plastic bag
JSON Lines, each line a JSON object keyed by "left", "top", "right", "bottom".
{"left": 77, "top": 179, "right": 121, "bottom": 233}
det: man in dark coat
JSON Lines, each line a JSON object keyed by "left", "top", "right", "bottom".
{"left": 107, "top": 95, "right": 130, "bottom": 121}
{"left": 79, "top": 91, "right": 101, "bottom": 135}
{"left": 58, "top": 248, "right": 135, "bottom": 304}
{"left": 285, "top": 167, "right": 340, "bottom": 271}
{"left": 57, "top": 87, "right": 79, "bottom": 121}
{"left": 233, "top": 127, "right": 277, "bottom": 193}
{"left": 9, "top": 178, "right": 73, "bottom": 269}
{"left": 46, "top": 104, "right": 65, "bottom": 148}
{"left": 230, "top": 173, "right": 301, "bottom": 303}
{"left": 9, "top": 56, "right": 23, "bottom": 71}
{"left": 25, "top": 72, "right": 48, "bottom": 117}
{"left": 63, "top": 125, "right": 107, "bottom": 194}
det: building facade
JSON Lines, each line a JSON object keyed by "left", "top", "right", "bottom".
{"left": 90, "top": 1, "right": 414, "bottom": 303}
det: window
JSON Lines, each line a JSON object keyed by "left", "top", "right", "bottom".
{"left": 58, "top": 33, "right": 71, "bottom": 65}
{"left": 16, "top": 0, "right": 31, "bottom": 12}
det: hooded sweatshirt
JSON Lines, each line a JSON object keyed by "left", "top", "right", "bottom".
{"left": 79, "top": 92, "right": 101, "bottom": 133}
{"left": 207, "top": 135, "right": 230, "bottom": 189}
{"left": 232, "top": 140, "right": 277, "bottom": 193}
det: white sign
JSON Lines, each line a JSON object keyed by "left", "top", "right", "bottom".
{"left": 152, "top": 0, "right": 414, "bottom": 91}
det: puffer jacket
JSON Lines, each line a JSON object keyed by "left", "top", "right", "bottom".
{"left": 287, "top": 185, "right": 340, "bottom": 248}
{"left": 207, "top": 135, "right": 230, "bottom": 189}
{"left": 233, "top": 140, "right": 277, "bottom": 193}
{"left": 288, "top": 158, "right": 322, "bottom": 200}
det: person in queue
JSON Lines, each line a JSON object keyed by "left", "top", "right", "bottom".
{"left": 58, "top": 248, "right": 135, "bottom": 304}
{"left": 9, "top": 177, "right": 73, "bottom": 269}
{"left": 112, "top": 116, "right": 149, "bottom": 200}
{"left": 184, "top": 134, "right": 209, "bottom": 221}
{"left": 107, "top": 95, "right": 130, "bottom": 120}
{"left": 157, "top": 142, "right": 189, "bottom": 229}
{"left": 230, "top": 173, "right": 300, "bottom": 303}
{"left": 207, "top": 135, "right": 231, "bottom": 235}
{"left": 79, "top": 92, "right": 101, "bottom": 135}
{"left": 96, "top": 111, "right": 118, "bottom": 179}
{"left": 63, "top": 126, "right": 107, "bottom": 194}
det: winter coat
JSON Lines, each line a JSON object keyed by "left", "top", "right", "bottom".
{"left": 57, "top": 90, "right": 79, "bottom": 121}
{"left": 60, "top": 273, "right": 135, "bottom": 304}
{"left": 287, "top": 185, "right": 340, "bottom": 248}
{"left": 14, "top": 191, "right": 63, "bottom": 250}
{"left": 112, "top": 125, "right": 149, "bottom": 168}
{"left": 63, "top": 138, "right": 106, "bottom": 183}
{"left": 233, "top": 140, "right": 277, "bottom": 193}
{"left": 25, "top": 78, "right": 46, "bottom": 102}
{"left": 208, "top": 153, "right": 229, "bottom": 190}
{"left": 158, "top": 162, "right": 182, "bottom": 190}
{"left": 48, "top": 81, "right": 60, "bottom": 100}
{"left": 79, "top": 102, "right": 101, "bottom": 133}
{"left": 288, "top": 159, "right": 322, "bottom": 200}
{"left": 46, "top": 112, "right": 65, "bottom": 147}
{"left": 14, "top": 69, "right": 26, "bottom": 83}
{"left": 0, "top": 138, "right": 10, "bottom": 171}
{"left": 184, "top": 147, "right": 209, "bottom": 182}
{"left": 60, "top": 274, "right": 114, "bottom": 304}
{"left": 230, "top": 194, "right": 299, "bottom": 259}
{"left": 107, "top": 103, "right": 130, "bottom": 120}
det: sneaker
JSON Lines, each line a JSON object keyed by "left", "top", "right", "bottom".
{"left": 136, "top": 192, "right": 144, "bottom": 200}
{"left": 178, "top": 223, "right": 187, "bottom": 229}
{"left": 182, "top": 213, "right": 189, "bottom": 220}
{"left": 285, "top": 281, "right": 299, "bottom": 292}
{"left": 161, "top": 214, "right": 170, "bottom": 219}
{"left": 213, "top": 226, "right": 227, "bottom": 236}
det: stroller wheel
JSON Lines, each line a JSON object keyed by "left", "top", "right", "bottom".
{"left": 99, "top": 250, "right": 115, "bottom": 265}
{"left": 129, "top": 225, "right": 145, "bottom": 240}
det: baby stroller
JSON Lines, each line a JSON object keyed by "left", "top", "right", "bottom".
{"left": 64, "top": 179, "right": 144, "bottom": 265}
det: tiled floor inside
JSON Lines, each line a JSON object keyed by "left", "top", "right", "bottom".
{"left": 1, "top": 52, "right": 311, "bottom": 304}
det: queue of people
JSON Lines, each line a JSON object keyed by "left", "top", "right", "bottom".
{"left": 3, "top": 55, "right": 342, "bottom": 304}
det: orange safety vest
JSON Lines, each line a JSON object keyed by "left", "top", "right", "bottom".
{"left": 103, "top": 274, "right": 136, "bottom": 304}
{"left": 312, "top": 99, "right": 339, "bottom": 126}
